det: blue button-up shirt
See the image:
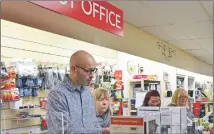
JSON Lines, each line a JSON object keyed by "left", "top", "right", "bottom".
{"left": 46, "top": 75, "right": 102, "bottom": 134}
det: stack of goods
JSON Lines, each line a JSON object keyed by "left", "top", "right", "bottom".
{"left": 111, "top": 70, "right": 124, "bottom": 116}
{"left": 0, "top": 62, "right": 20, "bottom": 102}
{"left": 193, "top": 102, "right": 212, "bottom": 118}
{"left": 10, "top": 60, "right": 66, "bottom": 96}
{"left": 38, "top": 64, "right": 65, "bottom": 90}
{"left": 11, "top": 59, "right": 40, "bottom": 97}
{"left": 196, "top": 124, "right": 213, "bottom": 134}
{"left": 13, "top": 112, "right": 42, "bottom": 120}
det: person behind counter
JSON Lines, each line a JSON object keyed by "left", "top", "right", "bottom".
{"left": 168, "top": 88, "right": 188, "bottom": 107}
{"left": 92, "top": 88, "right": 110, "bottom": 128}
{"left": 142, "top": 90, "right": 161, "bottom": 106}
{"left": 168, "top": 88, "right": 194, "bottom": 120}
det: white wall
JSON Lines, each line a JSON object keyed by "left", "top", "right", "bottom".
{"left": 1, "top": 20, "right": 117, "bottom": 66}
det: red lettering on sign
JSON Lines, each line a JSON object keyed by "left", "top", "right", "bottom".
{"left": 30, "top": 1, "right": 124, "bottom": 37}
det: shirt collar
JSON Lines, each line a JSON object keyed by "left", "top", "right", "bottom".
{"left": 63, "top": 74, "right": 85, "bottom": 92}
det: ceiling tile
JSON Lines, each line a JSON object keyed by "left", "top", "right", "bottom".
{"left": 194, "top": 37, "right": 213, "bottom": 45}
{"left": 193, "top": 38, "right": 213, "bottom": 55}
{"left": 174, "top": 21, "right": 213, "bottom": 39}
{"left": 142, "top": 25, "right": 189, "bottom": 41}
{"left": 187, "top": 49, "right": 210, "bottom": 57}
{"left": 200, "top": 56, "right": 213, "bottom": 65}
{"left": 201, "top": 44, "right": 213, "bottom": 55}
{"left": 168, "top": 39, "right": 201, "bottom": 50}
{"left": 187, "top": 49, "right": 213, "bottom": 64}
{"left": 200, "top": 1, "right": 213, "bottom": 19}
{"left": 142, "top": 1, "right": 211, "bottom": 24}
{"left": 110, "top": 1, "right": 168, "bottom": 27}
{"left": 205, "top": 59, "right": 213, "bottom": 65}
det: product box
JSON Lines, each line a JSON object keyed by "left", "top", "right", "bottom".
{"left": 110, "top": 116, "right": 144, "bottom": 134}
{"left": 137, "top": 107, "right": 160, "bottom": 134}
{"left": 160, "top": 108, "right": 172, "bottom": 134}
{"left": 161, "top": 107, "right": 187, "bottom": 134}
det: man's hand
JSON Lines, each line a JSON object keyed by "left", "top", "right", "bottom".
{"left": 102, "top": 127, "right": 110, "bottom": 134}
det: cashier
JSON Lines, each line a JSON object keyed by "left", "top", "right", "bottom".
{"left": 168, "top": 88, "right": 188, "bottom": 107}
{"left": 92, "top": 88, "right": 110, "bottom": 128}
{"left": 168, "top": 88, "right": 195, "bottom": 121}
{"left": 142, "top": 90, "right": 161, "bottom": 106}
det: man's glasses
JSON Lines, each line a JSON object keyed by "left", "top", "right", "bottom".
{"left": 75, "top": 65, "right": 98, "bottom": 74}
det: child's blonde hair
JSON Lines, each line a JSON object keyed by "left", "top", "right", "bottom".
{"left": 92, "top": 88, "right": 109, "bottom": 106}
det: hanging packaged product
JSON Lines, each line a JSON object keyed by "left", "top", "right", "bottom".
{"left": 1, "top": 66, "right": 16, "bottom": 86}
{"left": 40, "top": 97, "right": 47, "bottom": 109}
{"left": 0, "top": 97, "right": 4, "bottom": 107}
{"left": 7, "top": 66, "right": 16, "bottom": 78}
{"left": 12, "top": 88, "right": 20, "bottom": 101}
{"left": 0, "top": 88, "right": 20, "bottom": 102}
{"left": 114, "top": 81, "right": 123, "bottom": 90}
{"left": 41, "top": 117, "right": 48, "bottom": 130}
{"left": 1, "top": 62, "right": 8, "bottom": 77}
{"left": 1, "top": 81, "right": 16, "bottom": 90}
{"left": 11, "top": 58, "right": 38, "bottom": 77}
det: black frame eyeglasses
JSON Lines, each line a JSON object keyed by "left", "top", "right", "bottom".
{"left": 75, "top": 65, "right": 98, "bottom": 74}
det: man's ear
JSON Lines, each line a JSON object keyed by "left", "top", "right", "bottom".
{"left": 70, "top": 66, "right": 76, "bottom": 74}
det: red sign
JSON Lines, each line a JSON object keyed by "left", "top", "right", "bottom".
{"left": 30, "top": 1, "right": 124, "bottom": 37}
{"left": 111, "top": 117, "right": 144, "bottom": 126}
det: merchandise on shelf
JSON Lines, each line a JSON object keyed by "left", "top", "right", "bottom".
{"left": 41, "top": 117, "right": 48, "bottom": 130}
{"left": 38, "top": 65, "right": 65, "bottom": 90}
{"left": 0, "top": 98, "right": 4, "bottom": 107}
{"left": 132, "top": 74, "right": 158, "bottom": 80}
{"left": 40, "top": 97, "right": 47, "bottom": 109}
{"left": 0, "top": 63, "right": 20, "bottom": 102}
{"left": 1, "top": 62, "right": 8, "bottom": 77}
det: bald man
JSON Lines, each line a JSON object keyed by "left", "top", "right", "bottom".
{"left": 46, "top": 51, "right": 110, "bottom": 134}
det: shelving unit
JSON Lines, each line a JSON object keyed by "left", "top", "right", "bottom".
{"left": 127, "top": 79, "right": 161, "bottom": 116}
{"left": 188, "top": 77, "right": 195, "bottom": 90}
{"left": 176, "top": 74, "right": 185, "bottom": 89}
{"left": 1, "top": 90, "right": 48, "bottom": 131}
{"left": 187, "top": 76, "right": 196, "bottom": 103}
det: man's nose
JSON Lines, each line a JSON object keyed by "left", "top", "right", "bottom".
{"left": 89, "top": 73, "right": 94, "bottom": 78}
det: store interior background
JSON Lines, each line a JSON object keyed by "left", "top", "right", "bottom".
{"left": 1, "top": 1, "right": 213, "bottom": 133}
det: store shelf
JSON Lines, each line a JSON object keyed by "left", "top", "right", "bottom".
{"left": 127, "top": 78, "right": 161, "bottom": 116}
{"left": 129, "top": 79, "right": 160, "bottom": 83}
{"left": 12, "top": 116, "right": 44, "bottom": 121}
{"left": 130, "top": 110, "right": 137, "bottom": 112}
{"left": 1, "top": 117, "right": 42, "bottom": 130}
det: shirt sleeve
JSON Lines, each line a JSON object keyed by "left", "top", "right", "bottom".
{"left": 46, "top": 90, "right": 102, "bottom": 134}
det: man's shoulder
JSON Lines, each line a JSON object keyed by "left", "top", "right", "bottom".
{"left": 83, "top": 86, "right": 90, "bottom": 91}
{"left": 49, "top": 82, "right": 69, "bottom": 95}
{"left": 47, "top": 83, "right": 69, "bottom": 102}
{"left": 83, "top": 86, "right": 93, "bottom": 95}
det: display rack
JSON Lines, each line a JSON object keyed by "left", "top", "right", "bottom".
{"left": 176, "top": 74, "right": 186, "bottom": 89}
{"left": 187, "top": 76, "right": 196, "bottom": 103}
{"left": 127, "top": 79, "right": 161, "bottom": 116}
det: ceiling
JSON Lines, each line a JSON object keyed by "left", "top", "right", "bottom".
{"left": 110, "top": 1, "right": 213, "bottom": 65}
